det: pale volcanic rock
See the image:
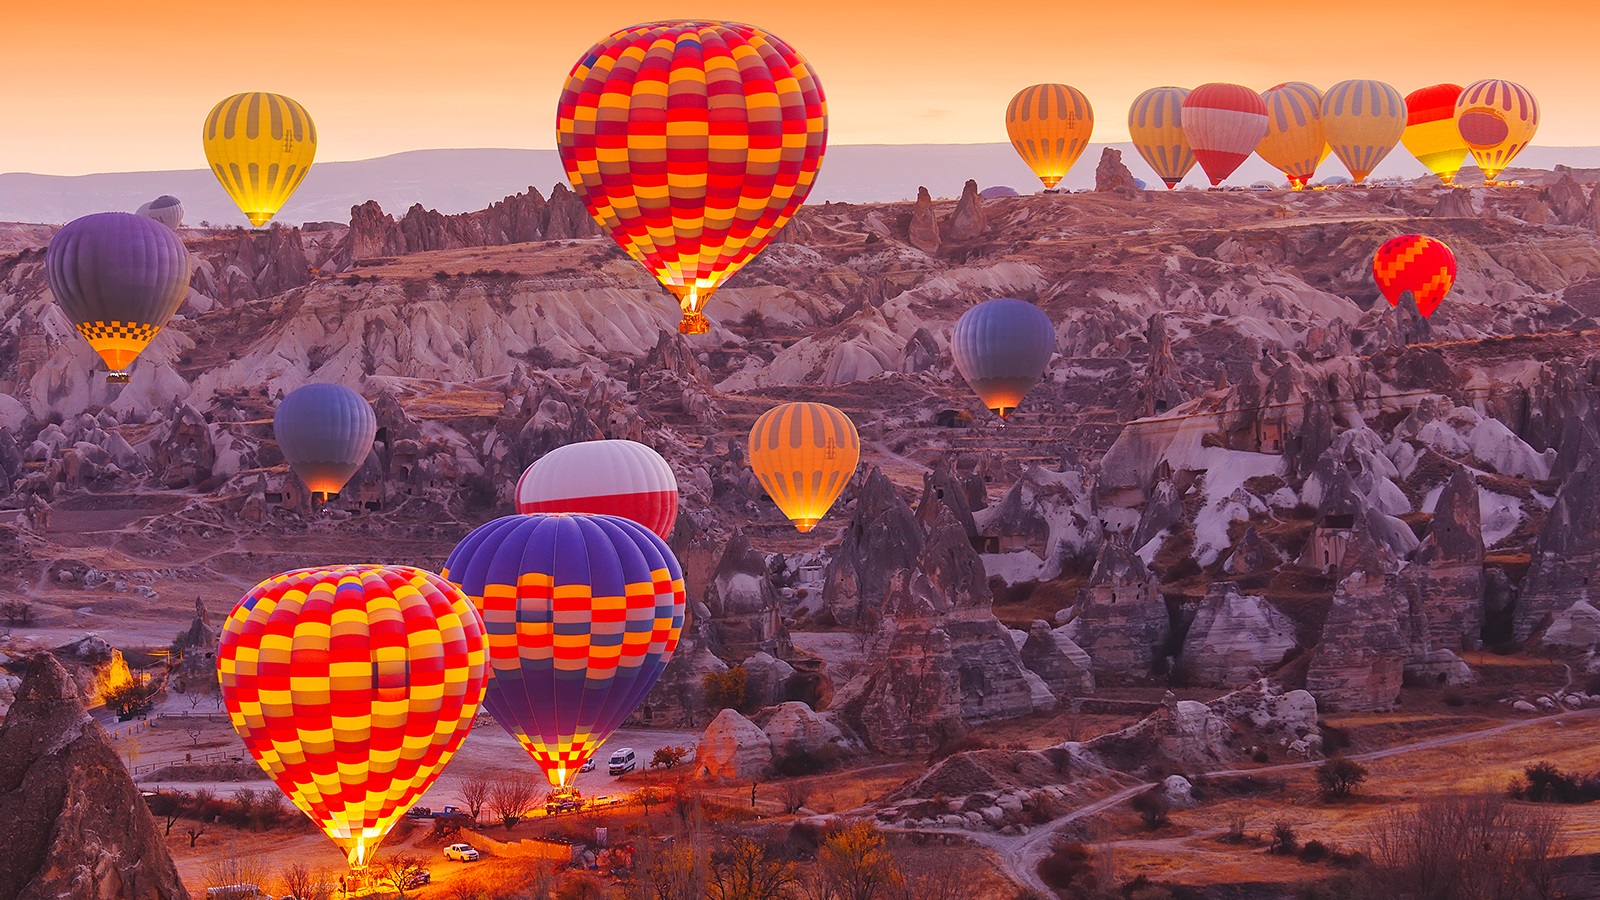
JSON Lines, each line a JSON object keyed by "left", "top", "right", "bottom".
{"left": 973, "top": 466, "right": 1101, "bottom": 584}
{"left": 1431, "top": 188, "right": 1480, "bottom": 218}
{"left": 1180, "top": 583, "right": 1297, "bottom": 688}
{"left": 1094, "top": 148, "right": 1141, "bottom": 194}
{"left": 1020, "top": 620, "right": 1095, "bottom": 697}
{"left": 695, "top": 708, "right": 774, "bottom": 780}
{"left": 631, "top": 638, "right": 726, "bottom": 730}
{"left": 705, "top": 528, "right": 791, "bottom": 658}
{"left": 823, "top": 467, "right": 924, "bottom": 626}
{"left": 908, "top": 186, "right": 941, "bottom": 253}
{"left": 1395, "top": 400, "right": 1553, "bottom": 480}
{"left": 741, "top": 652, "right": 797, "bottom": 710}
{"left": 1305, "top": 523, "right": 1409, "bottom": 711}
{"left": 1222, "top": 526, "right": 1282, "bottom": 575}
{"left": 1515, "top": 453, "right": 1600, "bottom": 646}
{"left": 1063, "top": 537, "right": 1170, "bottom": 684}
{"left": 0, "top": 654, "right": 190, "bottom": 900}
{"left": 756, "top": 701, "right": 846, "bottom": 761}
{"left": 943, "top": 179, "right": 989, "bottom": 243}
{"left": 1408, "top": 467, "right": 1486, "bottom": 652}
{"left": 717, "top": 304, "right": 909, "bottom": 390}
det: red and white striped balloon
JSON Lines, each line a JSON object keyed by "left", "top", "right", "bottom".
{"left": 515, "top": 440, "right": 679, "bottom": 539}
{"left": 1182, "top": 83, "right": 1269, "bottom": 186}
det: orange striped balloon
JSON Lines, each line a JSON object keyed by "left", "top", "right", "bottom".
{"left": 748, "top": 402, "right": 860, "bottom": 532}
{"left": 218, "top": 565, "right": 488, "bottom": 868}
{"left": 556, "top": 21, "right": 827, "bottom": 335}
{"left": 1321, "top": 80, "right": 1407, "bottom": 184}
{"left": 1258, "top": 83, "right": 1328, "bottom": 189}
{"left": 1006, "top": 84, "right": 1095, "bottom": 190}
{"left": 1455, "top": 80, "right": 1539, "bottom": 184}
{"left": 1127, "top": 87, "right": 1195, "bottom": 189}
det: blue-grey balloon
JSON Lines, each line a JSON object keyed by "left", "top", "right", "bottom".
{"left": 950, "top": 297, "right": 1055, "bottom": 419}
{"left": 136, "top": 196, "right": 185, "bottom": 231}
{"left": 273, "top": 384, "right": 377, "bottom": 497}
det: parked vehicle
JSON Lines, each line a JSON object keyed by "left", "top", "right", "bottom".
{"left": 444, "top": 843, "right": 480, "bottom": 862}
{"left": 580, "top": 757, "right": 596, "bottom": 773}
{"left": 406, "top": 870, "right": 432, "bottom": 887}
{"left": 205, "top": 886, "right": 266, "bottom": 900}
{"left": 608, "top": 748, "right": 637, "bottom": 775}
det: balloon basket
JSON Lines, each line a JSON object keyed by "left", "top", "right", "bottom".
{"left": 105, "top": 372, "right": 130, "bottom": 384}
{"left": 678, "top": 312, "right": 710, "bottom": 335}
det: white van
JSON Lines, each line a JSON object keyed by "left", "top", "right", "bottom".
{"left": 205, "top": 886, "right": 265, "bottom": 900}
{"left": 608, "top": 748, "right": 637, "bottom": 775}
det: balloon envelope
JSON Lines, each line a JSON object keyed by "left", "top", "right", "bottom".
{"left": 516, "top": 440, "right": 680, "bottom": 539}
{"left": 1257, "top": 83, "right": 1327, "bottom": 189}
{"left": 1128, "top": 87, "right": 1196, "bottom": 189}
{"left": 1321, "top": 80, "right": 1407, "bottom": 184}
{"left": 1374, "top": 234, "right": 1456, "bottom": 318}
{"left": 1006, "top": 84, "right": 1095, "bottom": 189}
{"left": 136, "top": 195, "right": 185, "bottom": 231}
{"left": 748, "top": 402, "right": 860, "bottom": 532}
{"left": 951, "top": 297, "right": 1055, "bottom": 419}
{"left": 556, "top": 20, "right": 827, "bottom": 335}
{"left": 273, "top": 384, "right": 377, "bottom": 497}
{"left": 45, "top": 212, "right": 191, "bottom": 377}
{"left": 203, "top": 92, "right": 317, "bottom": 227}
{"left": 218, "top": 565, "right": 488, "bottom": 868}
{"left": 442, "top": 514, "right": 686, "bottom": 788}
{"left": 1402, "top": 84, "right": 1469, "bottom": 186}
{"left": 1181, "top": 83, "right": 1268, "bottom": 186}
{"left": 1455, "top": 80, "right": 1539, "bottom": 183}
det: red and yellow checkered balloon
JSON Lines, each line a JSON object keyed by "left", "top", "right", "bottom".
{"left": 217, "top": 565, "right": 488, "bottom": 868}
{"left": 556, "top": 20, "right": 827, "bottom": 335}
{"left": 1374, "top": 235, "right": 1457, "bottom": 319}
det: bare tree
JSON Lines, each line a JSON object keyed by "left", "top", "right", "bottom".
{"left": 206, "top": 842, "right": 269, "bottom": 895}
{"left": 457, "top": 774, "right": 491, "bottom": 822}
{"left": 808, "top": 822, "right": 904, "bottom": 900}
{"left": 710, "top": 837, "right": 797, "bottom": 900}
{"left": 642, "top": 842, "right": 707, "bottom": 900}
{"left": 488, "top": 774, "right": 542, "bottom": 829}
{"left": 1369, "top": 792, "right": 1569, "bottom": 900}
{"left": 780, "top": 780, "right": 810, "bottom": 815}
{"left": 374, "top": 852, "right": 429, "bottom": 899}
{"left": 890, "top": 847, "right": 964, "bottom": 900}
{"left": 278, "top": 863, "right": 331, "bottom": 900}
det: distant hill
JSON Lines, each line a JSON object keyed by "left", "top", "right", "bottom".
{"left": 4, "top": 144, "right": 1599, "bottom": 227}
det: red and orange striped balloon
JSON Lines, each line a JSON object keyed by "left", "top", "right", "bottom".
{"left": 218, "top": 566, "right": 488, "bottom": 868}
{"left": 1374, "top": 235, "right": 1456, "bottom": 318}
{"left": 556, "top": 21, "right": 827, "bottom": 335}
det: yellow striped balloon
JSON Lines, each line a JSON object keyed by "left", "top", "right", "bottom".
{"left": 1006, "top": 84, "right": 1094, "bottom": 190}
{"left": 1127, "top": 87, "right": 1195, "bottom": 189}
{"left": 748, "top": 402, "right": 860, "bottom": 532}
{"left": 1455, "top": 79, "right": 1539, "bottom": 184}
{"left": 202, "top": 92, "right": 318, "bottom": 227}
{"left": 1320, "top": 80, "right": 1407, "bottom": 184}
{"left": 1258, "top": 83, "right": 1329, "bottom": 189}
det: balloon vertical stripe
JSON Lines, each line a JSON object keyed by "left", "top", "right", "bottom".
{"left": 203, "top": 92, "right": 318, "bottom": 227}
{"left": 1128, "top": 87, "right": 1195, "bottom": 189}
{"left": 1257, "top": 83, "right": 1327, "bottom": 188}
{"left": 1455, "top": 80, "right": 1539, "bottom": 182}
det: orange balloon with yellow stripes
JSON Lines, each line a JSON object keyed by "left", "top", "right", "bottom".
{"left": 556, "top": 21, "right": 828, "bottom": 335}
{"left": 749, "top": 402, "right": 860, "bottom": 532}
{"left": 217, "top": 565, "right": 488, "bottom": 869}
{"left": 1007, "top": 84, "right": 1095, "bottom": 190}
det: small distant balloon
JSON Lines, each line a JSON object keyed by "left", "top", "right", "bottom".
{"left": 1006, "top": 84, "right": 1095, "bottom": 190}
{"left": 951, "top": 297, "right": 1055, "bottom": 419}
{"left": 273, "top": 384, "right": 377, "bottom": 499}
{"left": 45, "top": 212, "right": 191, "bottom": 382}
{"left": 1402, "top": 84, "right": 1469, "bottom": 187}
{"left": 1374, "top": 234, "right": 1456, "bottom": 318}
{"left": 1321, "top": 80, "right": 1407, "bottom": 184}
{"left": 203, "top": 92, "right": 317, "bottom": 227}
{"left": 1128, "top": 87, "right": 1196, "bottom": 189}
{"left": 1455, "top": 80, "right": 1539, "bottom": 184}
{"left": 1257, "top": 83, "right": 1328, "bottom": 190}
{"left": 136, "top": 195, "right": 184, "bottom": 231}
{"left": 1182, "top": 83, "right": 1268, "bottom": 186}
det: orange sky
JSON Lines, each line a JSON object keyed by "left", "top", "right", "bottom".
{"left": 2, "top": 0, "right": 1593, "bottom": 174}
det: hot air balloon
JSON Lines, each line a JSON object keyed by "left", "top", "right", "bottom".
{"left": 45, "top": 212, "right": 191, "bottom": 383}
{"left": 203, "top": 92, "right": 317, "bottom": 227}
{"left": 1402, "top": 84, "right": 1469, "bottom": 186}
{"left": 1373, "top": 235, "right": 1456, "bottom": 318}
{"left": 1321, "top": 80, "right": 1407, "bottom": 184}
{"left": 1128, "top": 87, "right": 1196, "bottom": 189}
{"left": 1455, "top": 80, "right": 1539, "bottom": 184}
{"left": 748, "top": 402, "right": 860, "bottom": 532}
{"left": 217, "top": 564, "right": 488, "bottom": 868}
{"left": 1006, "top": 84, "right": 1095, "bottom": 190}
{"left": 1181, "top": 83, "right": 1269, "bottom": 186}
{"left": 1257, "top": 83, "right": 1328, "bottom": 189}
{"left": 442, "top": 514, "right": 686, "bottom": 788}
{"left": 951, "top": 298, "right": 1055, "bottom": 419}
{"left": 273, "top": 384, "right": 377, "bottom": 500}
{"left": 135, "top": 195, "right": 184, "bottom": 231}
{"left": 556, "top": 21, "right": 827, "bottom": 336}
{"left": 516, "top": 440, "right": 679, "bottom": 540}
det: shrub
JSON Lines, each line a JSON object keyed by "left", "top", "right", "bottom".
{"left": 1, "top": 598, "right": 35, "bottom": 626}
{"left": 775, "top": 746, "right": 842, "bottom": 777}
{"left": 652, "top": 745, "right": 690, "bottom": 769}
{"left": 1132, "top": 787, "right": 1170, "bottom": 829}
{"left": 1269, "top": 820, "right": 1298, "bottom": 855}
{"left": 1299, "top": 840, "right": 1330, "bottom": 863}
{"left": 1517, "top": 761, "right": 1600, "bottom": 803}
{"left": 1036, "top": 840, "right": 1097, "bottom": 892}
{"left": 703, "top": 667, "right": 748, "bottom": 712}
{"left": 1252, "top": 749, "right": 1271, "bottom": 764}
{"left": 1316, "top": 756, "right": 1368, "bottom": 801}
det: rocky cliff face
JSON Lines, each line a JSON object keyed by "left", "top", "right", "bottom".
{"left": 1064, "top": 537, "right": 1170, "bottom": 683}
{"left": 1516, "top": 452, "right": 1600, "bottom": 647}
{"left": 1305, "top": 519, "right": 1409, "bottom": 711}
{"left": 1180, "top": 583, "right": 1297, "bottom": 688}
{"left": 332, "top": 184, "right": 598, "bottom": 267}
{"left": 1409, "top": 466, "right": 1486, "bottom": 651}
{"left": 0, "top": 654, "right": 189, "bottom": 900}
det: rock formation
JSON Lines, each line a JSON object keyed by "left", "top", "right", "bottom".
{"left": 1064, "top": 537, "right": 1169, "bottom": 683}
{"left": 705, "top": 529, "right": 791, "bottom": 658}
{"left": 1516, "top": 453, "right": 1600, "bottom": 646}
{"left": 822, "top": 467, "right": 923, "bottom": 626}
{"left": 1305, "top": 520, "right": 1408, "bottom": 710}
{"left": 908, "top": 187, "right": 940, "bottom": 253}
{"left": 1020, "top": 620, "right": 1095, "bottom": 697}
{"left": 0, "top": 654, "right": 190, "bottom": 900}
{"left": 943, "top": 180, "right": 989, "bottom": 243}
{"left": 695, "top": 708, "right": 773, "bottom": 780}
{"left": 1408, "top": 467, "right": 1486, "bottom": 651}
{"left": 1180, "top": 583, "right": 1297, "bottom": 687}
{"left": 756, "top": 701, "right": 846, "bottom": 762}
{"left": 1094, "top": 148, "right": 1141, "bottom": 194}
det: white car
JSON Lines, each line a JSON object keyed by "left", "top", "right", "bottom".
{"left": 444, "top": 843, "right": 480, "bottom": 862}
{"left": 579, "top": 757, "right": 596, "bottom": 773}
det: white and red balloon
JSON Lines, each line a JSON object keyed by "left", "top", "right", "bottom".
{"left": 515, "top": 440, "right": 679, "bottom": 540}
